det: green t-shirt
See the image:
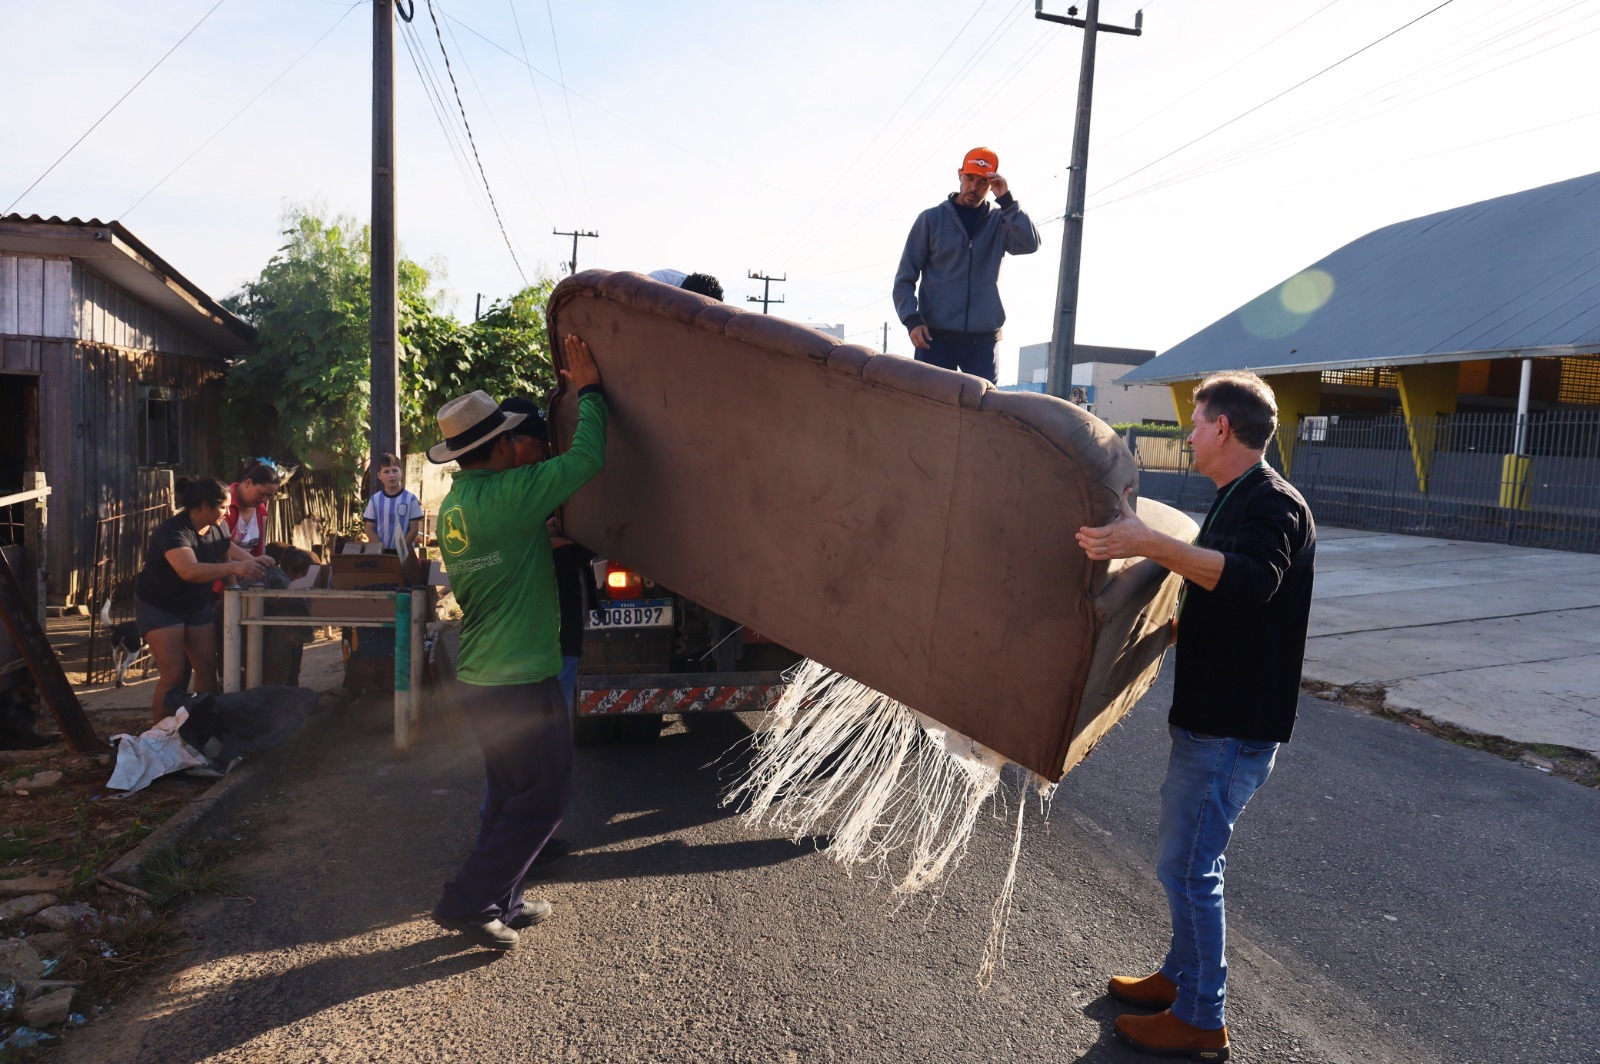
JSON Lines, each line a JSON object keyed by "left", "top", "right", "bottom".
{"left": 441, "top": 391, "right": 608, "bottom": 685}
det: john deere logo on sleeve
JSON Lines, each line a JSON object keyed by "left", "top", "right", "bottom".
{"left": 441, "top": 506, "right": 470, "bottom": 556}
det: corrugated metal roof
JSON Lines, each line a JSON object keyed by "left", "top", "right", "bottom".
{"left": 1121, "top": 170, "right": 1600, "bottom": 385}
{"left": 0, "top": 213, "right": 255, "bottom": 350}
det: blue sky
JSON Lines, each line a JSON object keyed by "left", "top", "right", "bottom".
{"left": 6, "top": 0, "right": 1599, "bottom": 384}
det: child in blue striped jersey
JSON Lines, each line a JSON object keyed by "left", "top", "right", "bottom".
{"left": 363, "top": 453, "right": 424, "bottom": 551}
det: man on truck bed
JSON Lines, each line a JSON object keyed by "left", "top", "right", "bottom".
{"left": 892, "top": 146, "right": 1040, "bottom": 383}
{"left": 425, "top": 334, "right": 607, "bottom": 952}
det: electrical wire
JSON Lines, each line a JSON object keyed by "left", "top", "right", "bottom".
{"left": 781, "top": 0, "right": 1043, "bottom": 272}
{"left": 441, "top": 10, "right": 894, "bottom": 221}
{"left": 509, "top": 0, "right": 579, "bottom": 221}
{"left": 423, "top": 0, "right": 528, "bottom": 284}
{"left": 1087, "top": 0, "right": 1460, "bottom": 204}
{"left": 543, "top": 0, "right": 596, "bottom": 225}
{"left": 122, "top": 2, "right": 362, "bottom": 219}
{"left": 1102, "top": 0, "right": 1585, "bottom": 198}
{"left": 5, "top": 0, "right": 230, "bottom": 215}
{"left": 437, "top": 11, "right": 554, "bottom": 236}
{"left": 1209, "top": 103, "right": 1600, "bottom": 206}
{"left": 767, "top": 0, "right": 1003, "bottom": 261}
{"left": 1089, "top": 0, "right": 1600, "bottom": 210}
{"left": 782, "top": 0, "right": 1038, "bottom": 269}
{"left": 401, "top": 20, "right": 492, "bottom": 220}
{"left": 1091, "top": 0, "right": 1347, "bottom": 158}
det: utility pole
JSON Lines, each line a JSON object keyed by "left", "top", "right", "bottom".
{"left": 882, "top": 322, "right": 889, "bottom": 354}
{"left": 370, "top": 0, "right": 400, "bottom": 487}
{"left": 1035, "top": 0, "right": 1142, "bottom": 402}
{"left": 747, "top": 270, "right": 786, "bottom": 314}
{"left": 554, "top": 228, "right": 599, "bottom": 275}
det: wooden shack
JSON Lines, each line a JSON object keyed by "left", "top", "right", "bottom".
{"left": 0, "top": 215, "right": 255, "bottom": 606}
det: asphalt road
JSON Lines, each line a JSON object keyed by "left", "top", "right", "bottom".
{"left": 63, "top": 665, "right": 1600, "bottom": 1063}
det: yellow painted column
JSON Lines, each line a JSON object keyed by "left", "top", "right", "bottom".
{"left": 1168, "top": 381, "right": 1199, "bottom": 429}
{"left": 1264, "top": 372, "right": 1321, "bottom": 476}
{"left": 1395, "top": 363, "right": 1460, "bottom": 493}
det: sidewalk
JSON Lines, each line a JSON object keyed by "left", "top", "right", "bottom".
{"left": 1303, "top": 527, "right": 1600, "bottom": 757}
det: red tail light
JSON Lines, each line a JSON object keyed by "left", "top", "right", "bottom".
{"left": 602, "top": 562, "right": 643, "bottom": 600}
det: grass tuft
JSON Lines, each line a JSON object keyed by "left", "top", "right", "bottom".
{"left": 138, "top": 832, "right": 251, "bottom": 907}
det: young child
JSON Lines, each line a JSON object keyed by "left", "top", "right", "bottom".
{"left": 363, "top": 453, "right": 424, "bottom": 552}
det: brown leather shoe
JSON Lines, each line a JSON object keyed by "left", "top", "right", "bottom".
{"left": 1114, "top": 1010, "right": 1230, "bottom": 1061}
{"left": 1108, "top": 970, "right": 1178, "bottom": 1009}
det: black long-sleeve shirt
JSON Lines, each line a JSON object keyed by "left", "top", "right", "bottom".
{"left": 1171, "top": 464, "right": 1317, "bottom": 743}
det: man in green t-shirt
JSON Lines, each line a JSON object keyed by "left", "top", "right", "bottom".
{"left": 426, "top": 333, "right": 607, "bottom": 951}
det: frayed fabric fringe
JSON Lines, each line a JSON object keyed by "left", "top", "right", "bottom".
{"left": 722, "top": 659, "right": 1055, "bottom": 987}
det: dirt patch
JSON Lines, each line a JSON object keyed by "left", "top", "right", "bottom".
{"left": 0, "top": 752, "right": 209, "bottom": 891}
{"left": 1302, "top": 679, "right": 1600, "bottom": 789}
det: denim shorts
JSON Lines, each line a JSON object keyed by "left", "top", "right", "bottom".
{"left": 135, "top": 597, "right": 214, "bottom": 637}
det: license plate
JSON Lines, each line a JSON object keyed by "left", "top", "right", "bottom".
{"left": 587, "top": 599, "right": 674, "bottom": 630}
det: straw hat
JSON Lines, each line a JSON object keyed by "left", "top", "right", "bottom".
{"left": 426, "top": 390, "right": 527, "bottom": 464}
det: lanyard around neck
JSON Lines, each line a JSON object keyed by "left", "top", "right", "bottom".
{"left": 1178, "top": 461, "right": 1266, "bottom": 621}
{"left": 1198, "top": 461, "right": 1266, "bottom": 538}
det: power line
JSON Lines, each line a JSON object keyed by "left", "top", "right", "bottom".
{"left": 1088, "top": 0, "right": 1600, "bottom": 210}
{"left": 782, "top": 0, "right": 1038, "bottom": 270}
{"left": 401, "top": 20, "right": 494, "bottom": 221}
{"left": 1092, "top": 0, "right": 1347, "bottom": 159}
{"left": 544, "top": 0, "right": 596, "bottom": 224}
{"left": 508, "top": 0, "right": 578, "bottom": 221}
{"left": 5, "top": 0, "right": 230, "bottom": 214}
{"left": 768, "top": 0, "right": 1002, "bottom": 261}
{"left": 1101, "top": 0, "right": 1575, "bottom": 198}
{"left": 437, "top": 10, "right": 554, "bottom": 234}
{"left": 441, "top": 10, "right": 892, "bottom": 222}
{"left": 1088, "top": 0, "right": 1460, "bottom": 203}
{"left": 123, "top": 3, "right": 361, "bottom": 218}
{"left": 422, "top": 0, "right": 527, "bottom": 284}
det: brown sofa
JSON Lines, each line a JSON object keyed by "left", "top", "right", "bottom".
{"left": 547, "top": 271, "right": 1195, "bottom": 782}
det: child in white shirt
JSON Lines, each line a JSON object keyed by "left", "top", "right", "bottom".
{"left": 363, "top": 453, "right": 424, "bottom": 551}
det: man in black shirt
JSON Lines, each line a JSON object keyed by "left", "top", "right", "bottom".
{"left": 1076, "top": 371, "right": 1316, "bottom": 1062}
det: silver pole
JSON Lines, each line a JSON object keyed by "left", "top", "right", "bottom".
{"left": 1514, "top": 358, "right": 1533, "bottom": 455}
{"left": 222, "top": 587, "right": 242, "bottom": 693}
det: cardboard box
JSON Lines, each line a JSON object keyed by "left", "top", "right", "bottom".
{"left": 306, "top": 548, "right": 428, "bottom": 621}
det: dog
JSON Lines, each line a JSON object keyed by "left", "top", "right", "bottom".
{"left": 261, "top": 543, "right": 317, "bottom": 686}
{"left": 0, "top": 684, "right": 58, "bottom": 749}
{"left": 263, "top": 542, "right": 316, "bottom": 584}
{"left": 100, "top": 598, "right": 149, "bottom": 688}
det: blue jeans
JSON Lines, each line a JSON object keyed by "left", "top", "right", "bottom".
{"left": 916, "top": 337, "right": 998, "bottom": 382}
{"left": 1156, "top": 725, "right": 1279, "bottom": 1029}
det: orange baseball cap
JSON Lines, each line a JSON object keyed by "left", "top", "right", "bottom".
{"left": 960, "top": 147, "right": 998, "bottom": 175}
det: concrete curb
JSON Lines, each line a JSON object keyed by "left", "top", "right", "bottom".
{"left": 102, "top": 707, "right": 343, "bottom": 887}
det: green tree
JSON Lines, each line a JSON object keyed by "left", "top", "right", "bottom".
{"left": 400, "top": 279, "right": 559, "bottom": 453}
{"left": 223, "top": 205, "right": 557, "bottom": 473}
{"left": 222, "top": 208, "right": 376, "bottom": 471}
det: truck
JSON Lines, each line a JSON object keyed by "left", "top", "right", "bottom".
{"left": 572, "top": 555, "right": 803, "bottom": 743}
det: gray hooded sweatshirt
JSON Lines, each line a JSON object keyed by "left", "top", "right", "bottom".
{"left": 892, "top": 192, "right": 1041, "bottom": 341}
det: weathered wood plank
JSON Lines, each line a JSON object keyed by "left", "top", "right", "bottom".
{"left": 92, "top": 271, "right": 107, "bottom": 345}
{"left": 0, "top": 256, "right": 17, "bottom": 335}
{"left": 40, "top": 340, "right": 71, "bottom": 599}
{"left": 0, "top": 548, "right": 101, "bottom": 753}
{"left": 3, "top": 338, "right": 42, "bottom": 373}
{"left": 41, "top": 259, "right": 71, "bottom": 338}
{"left": 16, "top": 258, "right": 43, "bottom": 336}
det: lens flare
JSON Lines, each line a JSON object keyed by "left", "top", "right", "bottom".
{"left": 1238, "top": 268, "right": 1336, "bottom": 339}
{"left": 1281, "top": 268, "right": 1335, "bottom": 314}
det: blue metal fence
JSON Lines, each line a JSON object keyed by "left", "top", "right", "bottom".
{"left": 1134, "top": 411, "right": 1600, "bottom": 553}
